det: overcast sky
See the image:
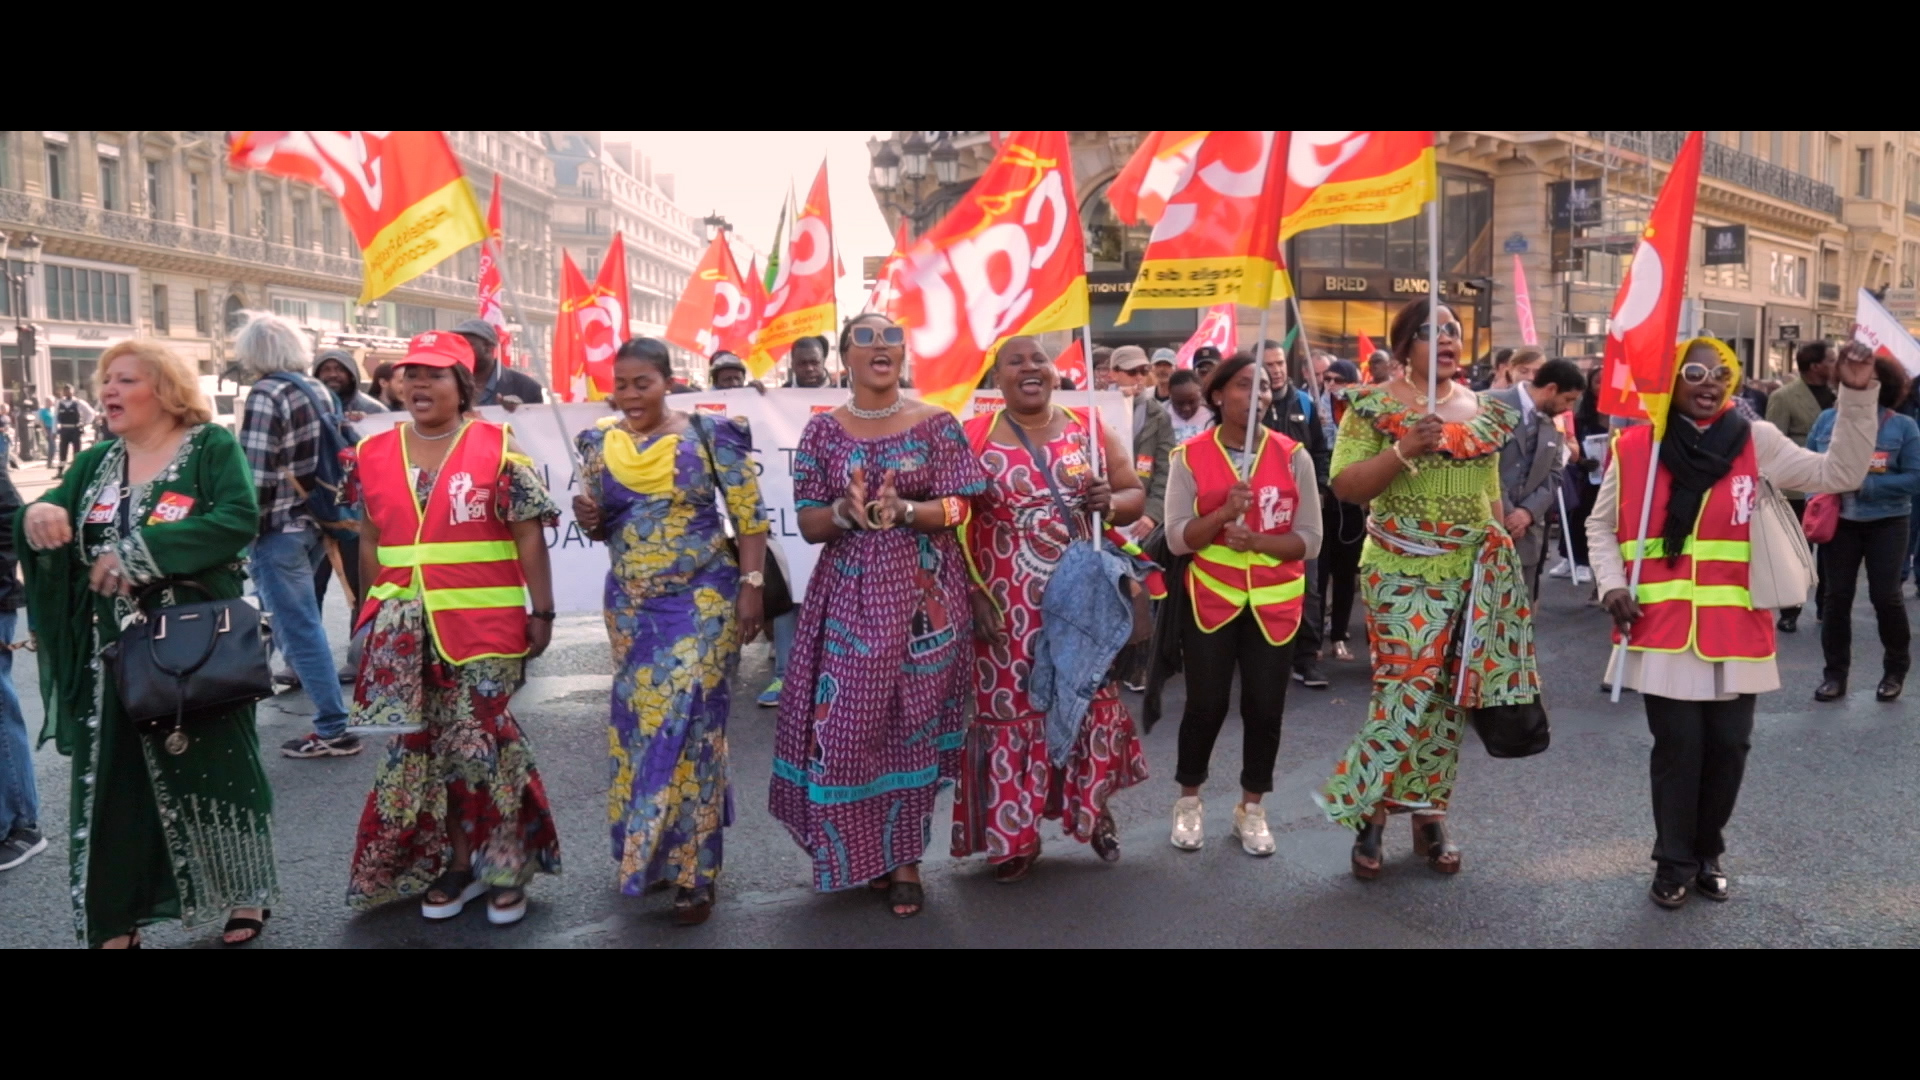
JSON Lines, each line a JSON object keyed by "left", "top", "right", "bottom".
{"left": 611, "top": 130, "right": 895, "bottom": 321}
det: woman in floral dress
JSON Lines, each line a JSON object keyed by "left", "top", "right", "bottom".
{"left": 573, "top": 338, "right": 767, "bottom": 926}
{"left": 345, "top": 332, "right": 561, "bottom": 925}
{"left": 1320, "top": 301, "right": 1539, "bottom": 879}
{"left": 769, "top": 313, "right": 988, "bottom": 918}
{"left": 952, "top": 336, "right": 1148, "bottom": 881}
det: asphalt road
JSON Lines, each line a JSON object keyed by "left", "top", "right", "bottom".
{"left": 2, "top": 537, "right": 1917, "bottom": 948}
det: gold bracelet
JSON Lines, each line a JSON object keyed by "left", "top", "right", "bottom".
{"left": 1392, "top": 443, "right": 1420, "bottom": 475}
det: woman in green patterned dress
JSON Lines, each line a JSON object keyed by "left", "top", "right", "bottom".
{"left": 18, "top": 340, "right": 276, "bottom": 948}
{"left": 1319, "top": 302, "right": 1540, "bottom": 879}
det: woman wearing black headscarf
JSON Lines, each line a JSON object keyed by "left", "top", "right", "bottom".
{"left": 1588, "top": 338, "right": 1879, "bottom": 910}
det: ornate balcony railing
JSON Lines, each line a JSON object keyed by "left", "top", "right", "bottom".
{"left": 1590, "top": 131, "right": 1843, "bottom": 217}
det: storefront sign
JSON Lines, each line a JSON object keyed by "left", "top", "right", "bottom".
{"left": 1549, "top": 179, "right": 1604, "bottom": 228}
{"left": 1504, "top": 233, "right": 1529, "bottom": 254}
{"left": 1296, "top": 270, "right": 1465, "bottom": 301}
{"left": 1884, "top": 286, "right": 1918, "bottom": 319}
{"left": 1703, "top": 224, "right": 1747, "bottom": 267}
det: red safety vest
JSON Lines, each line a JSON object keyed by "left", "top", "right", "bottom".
{"left": 358, "top": 421, "right": 530, "bottom": 665}
{"left": 1183, "top": 427, "right": 1306, "bottom": 645}
{"left": 1611, "top": 424, "right": 1774, "bottom": 661}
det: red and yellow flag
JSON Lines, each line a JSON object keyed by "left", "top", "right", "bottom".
{"left": 864, "top": 220, "right": 910, "bottom": 319}
{"left": 667, "top": 233, "right": 759, "bottom": 362}
{"left": 893, "top": 130, "right": 1089, "bottom": 414}
{"left": 750, "top": 161, "right": 837, "bottom": 379}
{"left": 1108, "top": 130, "right": 1209, "bottom": 227}
{"left": 477, "top": 175, "right": 513, "bottom": 367}
{"left": 1278, "top": 131, "right": 1437, "bottom": 241}
{"left": 227, "top": 131, "right": 487, "bottom": 303}
{"left": 553, "top": 252, "right": 593, "bottom": 402}
{"left": 1117, "top": 131, "right": 1292, "bottom": 323}
{"left": 1598, "top": 131, "right": 1705, "bottom": 442}
{"left": 581, "top": 236, "right": 630, "bottom": 400}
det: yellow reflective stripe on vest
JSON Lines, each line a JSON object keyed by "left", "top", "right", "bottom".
{"left": 1196, "top": 545, "right": 1283, "bottom": 570}
{"left": 369, "top": 581, "right": 417, "bottom": 600}
{"left": 1634, "top": 580, "right": 1752, "bottom": 607}
{"left": 1619, "top": 538, "right": 1751, "bottom": 562}
{"left": 1190, "top": 563, "right": 1249, "bottom": 607}
{"left": 1249, "top": 575, "right": 1306, "bottom": 606}
{"left": 422, "top": 586, "right": 529, "bottom": 613}
{"left": 378, "top": 540, "right": 520, "bottom": 567}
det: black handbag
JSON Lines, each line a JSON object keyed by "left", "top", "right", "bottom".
{"left": 1469, "top": 702, "right": 1552, "bottom": 759}
{"left": 102, "top": 578, "right": 274, "bottom": 756}
{"left": 691, "top": 413, "right": 794, "bottom": 621}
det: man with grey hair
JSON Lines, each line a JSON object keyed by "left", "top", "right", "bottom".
{"left": 233, "top": 312, "right": 359, "bottom": 759}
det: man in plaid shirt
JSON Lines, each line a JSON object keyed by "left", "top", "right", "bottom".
{"left": 233, "top": 313, "right": 359, "bottom": 759}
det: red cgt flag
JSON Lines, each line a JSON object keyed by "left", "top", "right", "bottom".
{"left": 894, "top": 130, "right": 1089, "bottom": 414}
{"left": 1117, "top": 131, "right": 1292, "bottom": 323}
{"left": 1175, "top": 303, "right": 1240, "bottom": 369}
{"left": 865, "top": 220, "right": 910, "bottom": 319}
{"left": 751, "top": 160, "right": 837, "bottom": 379}
{"left": 1598, "top": 130, "right": 1705, "bottom": 442}
{"left": 667, "top": 232, "right": 759, "bottom": 362}
{"left": 1052, "top": 338, "right": 1088, "bottom": 389}
{"left": 477, "top": 175, "right": 513, "bottom": 367}
{"left": 1278, "top": 131, "right": 1436, "bottom": 241}
{"left": 1108, "top": 131, "right": 1209, "bottom": 227}
{"left": 582, "top": 236, "right": 630, "bottom": 400}
{"left": 553, "top": 252, "right": 593, "bottom": 402}
{"left": 228, "top": 131, "right": 487, "bottom": 302}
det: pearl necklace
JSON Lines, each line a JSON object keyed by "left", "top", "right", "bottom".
{"left": 847, "top": 395, "right": 906, "bottom": 420}
{"left": 408, "top": 420, "right": 464, "bottom": 442}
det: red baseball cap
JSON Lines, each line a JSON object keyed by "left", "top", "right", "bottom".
{"left": 403, "top": 330, "right": 474, "bottom": 371}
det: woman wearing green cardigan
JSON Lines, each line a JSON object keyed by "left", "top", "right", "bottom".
{"left": 18, "top": 340, "right": 277, "bottom": 948}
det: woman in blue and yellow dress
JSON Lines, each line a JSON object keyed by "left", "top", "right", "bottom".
{"left": 573, "top": 338, "right": 767, "bottom": 926}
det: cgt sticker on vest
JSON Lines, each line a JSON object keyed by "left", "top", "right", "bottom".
{"left": 84, "top": 486, "right": 121, "bottom": 524}
{"left": 146, "top": 492, "right": 195, "bottom": 525}
{"left": 1730, "top": 475, "right": 1755, "bottom": 526}
{"left": 445, "top": 472, "right": 492, "bottom": 526}
{"left": 1260, "top": 488, "right": 1295, "bottom": 531}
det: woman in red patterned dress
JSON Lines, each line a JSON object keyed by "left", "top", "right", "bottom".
{"left": 952, "top": 336, "right": 1149, "bottom": 882}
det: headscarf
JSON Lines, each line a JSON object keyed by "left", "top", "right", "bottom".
{"left": 1657, "top": 337, "right": 1750, "bottom": 565}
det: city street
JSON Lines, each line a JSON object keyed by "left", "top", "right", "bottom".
{"left": 1, "top": 544, "right": 1916, "bottom": 950}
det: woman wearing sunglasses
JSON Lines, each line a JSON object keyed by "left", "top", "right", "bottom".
{"left": 1318, "top": 301, "right": 1539, "bottom": 879}
{"left": 1589, "top": 338, "right": 1880, "bottom": 909}
{"left": 768, "top": 313, "right": 988, "bottom": 918}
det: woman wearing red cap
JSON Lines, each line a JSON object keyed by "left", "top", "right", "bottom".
{"left": 343, "top": 331, "right": 563, "bottom": 926}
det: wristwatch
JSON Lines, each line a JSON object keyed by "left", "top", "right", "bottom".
{"left": 742, "top": 570, "right": 765, "bottom": 588}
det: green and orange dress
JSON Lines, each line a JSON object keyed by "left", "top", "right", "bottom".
{"left": 1317, "top": 387, "right": 1540, "bottom": 829}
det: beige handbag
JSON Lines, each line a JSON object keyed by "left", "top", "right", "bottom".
{"left": 1749, "top": 474, "right": 1816, "bottom": 610}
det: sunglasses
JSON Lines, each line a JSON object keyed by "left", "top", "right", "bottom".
{"left": 1411, "top": 321, "right": 1464, "bottom": 342}
{"left": 1679, "top": 362, "right": 1736, "bottom": 385}
{"left": 849, "top": 325, "right": 905, "bottom": 348}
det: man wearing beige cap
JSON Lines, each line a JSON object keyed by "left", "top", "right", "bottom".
{"left": 1110, "top": 345, "right": 1174, "bottom": 691}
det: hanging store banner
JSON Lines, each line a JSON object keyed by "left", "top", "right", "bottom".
{"left": 351, "top": 390, "right": 1130, "bottom": 613}
{"left": 1548, "top": 178, "right": 1604, "bottom": 229}
{"left": 1702, "top": 224, "right": 1747, "bottom": 266}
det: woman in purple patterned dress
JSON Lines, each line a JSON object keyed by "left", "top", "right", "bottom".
{"left": 769, "top": 313, "right": 988, "bottom": 918}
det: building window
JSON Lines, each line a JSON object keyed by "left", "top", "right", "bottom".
{"left": 43, "top": 265, "right": 132, "bottom": 324}
{"left": 194, "top": 288, "right": 210, "bottom": 334}
{"left": 1885, "top": 143, "right": 1898, "bottom": 202}
{"left": 98, "top": 155, "right": 119, "bottom": 210}
{"left": 292, "top": 200, "right": 309, "bottom": 249}
{"left": 1769, "top": 251, "right": 1807, "bottom": 298}
{"left": 152, "top": 284, "right": 170, "bottom": 333}
{"left": 586, "top": 249, "right": 601, "bottom": 278}
{"left": 321, "top": 205, "right": 339, "bottom": 253}
{"left": 270, "top": 296, "right": 308, "bottom": 323}
{"left": 227, "top": 183, "right": 239, "bottom": 233}
{"left": 145, "top": 159, "right": 165, "bottom": 219}
{"left": 396, "top": 303, "right": 436, "bottom": 336}
{"left": 189, "top": 173, "right": 201, "bottom": 228}
{"left": 1858, "top": 147, "right": 1874, "bottom": 199}
{"left": 260, "top": 190, "right": 277, "bottom": 242}
{"left": 45, "top": 143, "right": 66, "bottom": 201}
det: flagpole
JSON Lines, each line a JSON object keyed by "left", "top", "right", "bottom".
{"left": 1425, "top": 199, "right": 1440, "bottom": 408}
{"left": 1085, "top": 322, "right": 1104, "bottom": 538}
{"left": 1247, "top": 305, "right": 1272, "bottom": 464}
{"left": 1608, "top": 444, "right": 1662, "bottom": 703}
{"left": 1555, "top": 481, "right": 1581, "bottom": 592}
{"left": 488, "top": 239, "right": 585, "bottom": 475}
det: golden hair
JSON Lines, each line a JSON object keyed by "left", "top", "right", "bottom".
{"left": 94, "top": 339, "right": 214, "bottom": 426}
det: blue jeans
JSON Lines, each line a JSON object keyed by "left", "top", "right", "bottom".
{"left": 0, "top": 611, "right": 39, "bottom": 833}
{"left": 252, "top": 526, "right": 349, "bottom": 738}
{"left": 772, "top": 610, "right": 796, "bottom": 681}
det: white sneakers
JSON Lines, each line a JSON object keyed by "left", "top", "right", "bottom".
{"left": 1547, "top": 560, "right": 1594, "bottom": 585}
{"left": 1171, "top": 796, "right": 1205, "bottom": 850}
{"left": 1171, "top": 798, "right": 1277, "bottom": 857}
{"left": 1233, "top": 803, "right": 1276, "bottom": 857}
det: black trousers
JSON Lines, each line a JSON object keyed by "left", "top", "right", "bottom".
{"left": 1644, "top": 693, "right": 1755, "bottom": 884}
{"left": 55, "top": 425, "right": 81, "bottom": 465}
{"left": 1821, "top": 515, "right": 1911, "bottom": 681}
{"left": 1175, "top": 608, "right": 1295, "bottom": 792}
{"left": 1320, "top": 497, "right": 1365, "bottom": 643}
{"left": 1296, "top": 559, "right": 1322, "bottom": 661}
{"left": 314, "top": 531, "right": 361, "bottom": 607}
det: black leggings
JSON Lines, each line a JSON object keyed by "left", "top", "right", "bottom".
{"left": 1644, "top": 693, "right": 1755, "bottom": 883}
{"left": 1175, "top": 608, "right": 1295, "bottom": 793}
{"left": 1319, "top": 497, "right": 1366, "bottom": 642}
{"left": 1821, "top": 514, "right": 1911, "bottom": 681}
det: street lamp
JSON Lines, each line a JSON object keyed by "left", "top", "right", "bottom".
{"left": 931, "top": 135, "right": 959, "bottom": 186}
{"left": 901, "top": 131, "right": 930, "bottom": 182}
{"left": 870, "top": 144, "right": 901, "bottom": 193}
{"left": 4, "top": 232, "right": 44, "bottom": 408}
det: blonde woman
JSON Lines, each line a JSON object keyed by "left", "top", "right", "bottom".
{"left": 17, "top": 341, "right": 276, "bottom": 948}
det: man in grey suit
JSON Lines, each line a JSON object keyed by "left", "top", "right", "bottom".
{"left": 1487, "top": 358, "right": 1588, "bottom": 599}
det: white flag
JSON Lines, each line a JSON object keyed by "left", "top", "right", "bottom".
{"left": 1854, "top": 288, "right": 1920, "bottom": 377}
